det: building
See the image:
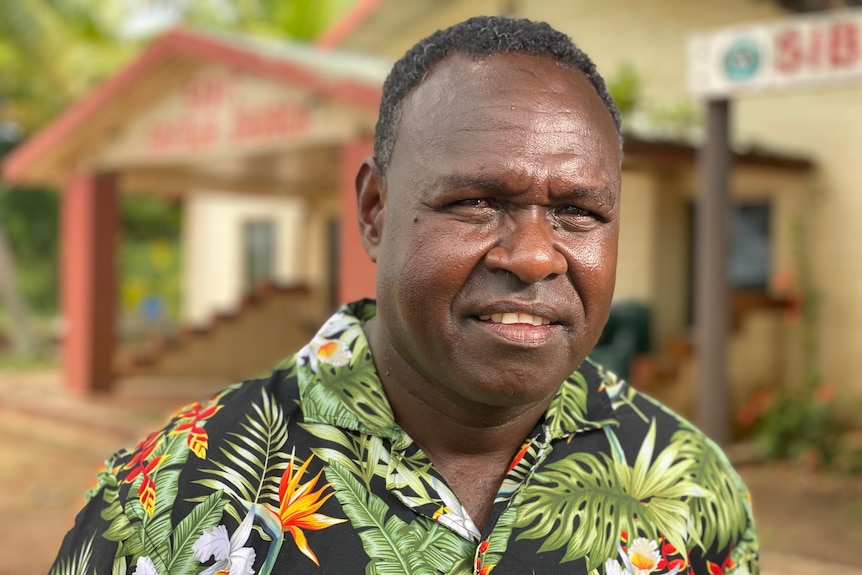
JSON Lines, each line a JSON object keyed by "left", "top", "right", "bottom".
{"left": 4, "top": 0, "right": 859, "bottom": 435}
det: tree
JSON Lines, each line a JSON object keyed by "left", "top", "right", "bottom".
{"left": 0, "top": 0, "right": 136, "bottom": 132}
{"left": 0, "top": 0, "right": 354, "bottom": 131}
{"left": 0, "top": 0, "right": 355, "bottom": 352}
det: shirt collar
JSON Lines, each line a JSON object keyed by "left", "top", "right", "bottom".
{"left": 298, "top": 300, "right": 618, "bottom": 440}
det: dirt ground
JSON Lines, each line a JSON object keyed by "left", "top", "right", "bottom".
{"left": 1, "top": 370, "right": 861, "bottom": 575}
{"left": 0, "top": 413, "right": 119, "bottom": 575}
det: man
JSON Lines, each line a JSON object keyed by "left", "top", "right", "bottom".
{"left": 51, "top": 16, "right": 758, "bottom": 575}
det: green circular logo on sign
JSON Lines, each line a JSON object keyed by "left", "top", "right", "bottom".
{"left": 723, "top": 37, "right": 761, "bottom": 81}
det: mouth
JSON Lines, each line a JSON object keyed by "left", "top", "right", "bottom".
{"left": 474, "top": 309, "right": 560, "bottom": 348}
{"left": 478, "top": 312, "right": 553, "bottom": 326}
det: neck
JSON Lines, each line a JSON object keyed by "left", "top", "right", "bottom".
{"left": 365, "top": 318, "right": 551, "bottom": 457}
{"left": 363, "top": 317, "right": 557, "bottom": 531}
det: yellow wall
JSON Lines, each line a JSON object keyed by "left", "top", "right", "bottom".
{"left": 182, "top": 193, "right": 308, "bottom": 325}
{"left": 615, "top": 170, "right": 657, "bottom": 305}
{"left": 345, "top": 0, "right": 862, "bottom": 399}
{"left": 534, "top": 0, "right": 861, "bottom": 400}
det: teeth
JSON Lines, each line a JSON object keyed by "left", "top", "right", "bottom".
{"left": 478, "top": 313, "right": 551, "bottom": 326}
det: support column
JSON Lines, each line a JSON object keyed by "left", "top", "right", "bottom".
{"left": 338, "top": 138, "right": 376, "bottom": 305}
{"left": 61, "top": 171, "right": 118, "bottom": 394}
{"left": 695, "top": 99, "right": 732, "bottom": 444}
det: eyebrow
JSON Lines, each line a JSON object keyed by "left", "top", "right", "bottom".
{"left": 437, "top": 172, "right": 617, "bottom": 205}
{"left": 437, "top": 173, "right": 511, "bottom": 192}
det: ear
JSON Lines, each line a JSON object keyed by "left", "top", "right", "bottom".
{"left": 356, "top": 156, "right": 386, "bottom": 263}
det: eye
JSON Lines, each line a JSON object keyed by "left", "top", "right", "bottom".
{"left": 443, "top": 197, "right": 501, "bottom": 222}
{"left": 556, "top": 205, "right": 591, "bottom": 217}
{"left": 552, "top": 205, "right": 601, "bottom": 228}
{"left": 450, "top": 198, "right": 495, "bottom": 209}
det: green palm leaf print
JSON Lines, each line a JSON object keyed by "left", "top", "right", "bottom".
{"left": 194, "top": 388, "right": 290, "bottom": 525}
{"left": 544, "top": 371, "right": 592, "bottom": 432}
{"left": 121, "top": 431, "right": 187, "bottom": 572}
{"left": 301, "top": 422, "right": 389, "bottom": 488}
{"left": 164, "top": 490, "right": 227, "bottom": 574}
{"left": 326, "top": 462, "right": 426, "bottom": 574}
{"left": 100, "top": 472, "right": 146, "bottom": 559}
{"left": 674, "top": 427, "right": 748, "bottom": 552}
{"left": 306, "top": 356, "right": 396, "bottom": 434}
{"left": 48, "top": 535, "right": 93, "bottom": 575}
{"left": 515, "top": 420, "right": 702, "bottom": 571}
{"left": 326, "top": 461, "right": 476, "bottom": 574}
{"left": 406, "top": 518, "right": 474, "bottom": 574}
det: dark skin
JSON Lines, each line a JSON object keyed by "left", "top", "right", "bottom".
{"left": 357, "top": 52, "right": 622, "bottom": 531}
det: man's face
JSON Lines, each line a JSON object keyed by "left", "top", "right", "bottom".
{"left": 360, "top": 52, "right": 621, "bottom": 410}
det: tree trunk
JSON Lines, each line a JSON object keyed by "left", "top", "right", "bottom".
{"left": 0, "top": 223, "right": 36, "bottom": 355}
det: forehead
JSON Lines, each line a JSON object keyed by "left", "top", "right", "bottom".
{"left": 390, "top": 52, "right": 621, "bottom": 185}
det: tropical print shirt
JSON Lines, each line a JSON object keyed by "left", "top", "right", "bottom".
{"left": 51, "top": 300, "right": 759, "bottom": 575}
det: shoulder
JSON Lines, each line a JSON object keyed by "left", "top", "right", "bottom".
{"left": 580, "top": 359, "right": 723, "bottom": 458}
{"left": 72, "top": 362, "right": 308, "bottom": 573}
{"left": 111, "top": 362, "right": 301, "bottom": 475}
{"left": 574, "top": 360, "right": 759, "bottom": 573}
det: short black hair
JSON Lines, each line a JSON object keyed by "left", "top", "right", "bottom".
{"left": 373, "top": 15, "right": 622, "bottom": 173}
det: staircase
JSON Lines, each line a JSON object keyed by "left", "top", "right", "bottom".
{"left": 115, "top": 283, "right": 321, "bottom": 383}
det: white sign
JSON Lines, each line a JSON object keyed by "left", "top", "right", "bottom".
{"left": 688, "top": 9, "right": 862, "bottom": 97}
{"left": 98, "top": 65, "right": 365, "bottom": 168}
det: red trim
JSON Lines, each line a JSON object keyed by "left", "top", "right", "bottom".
{"left": 316, "top": 0, "right": 383, "bottom": 49}
{"left": 2, "top": 28, "right": 382, "bottom": 184}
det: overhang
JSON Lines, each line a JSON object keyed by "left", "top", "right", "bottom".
{"left": 2, "top": 27, "right": 388, "bottom": 191}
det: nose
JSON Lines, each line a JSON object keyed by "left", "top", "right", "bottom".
{"left": 484, "top": 212, "right": 568, "bottom": 283}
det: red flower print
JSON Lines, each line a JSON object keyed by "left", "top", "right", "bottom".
{"left": 171, "top": 401, "right": 223, "bottom": 459}
{"left": 123, "top": 431, "right": 164, "bottom": 516}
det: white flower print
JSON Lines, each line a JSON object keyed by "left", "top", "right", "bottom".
{"left": 193, "top": 509, "right": 257, "bottom": 575}
{"left": 132, "top": 556, "right": 158, "bottom": 575}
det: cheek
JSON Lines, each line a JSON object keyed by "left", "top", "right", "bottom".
{"left": 567, "top": 230, "right": 618, "bottom": 299}
{"left": 400, "top": 227, "right": 483, "bottom": 298}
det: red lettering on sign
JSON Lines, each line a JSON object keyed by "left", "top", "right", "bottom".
{"left": 774, "top": 21, "right": 860, "bottom": 76}
{"left": 182, "top": 78, "right": 232, "bottom": 110}
{"left": 775, "top": 29, "right": 803, "bottom": 73}
{"left": 809, "top": 27, "right": 824, "bottom": 68}
{"left": 230, "top": 103, "right": 310, "bottom": 141}
{"left": 830, "top": 22, "right": 859, "bottom": 68}
{"left": 147, "top": 118, "right": 219, "bottom": 153}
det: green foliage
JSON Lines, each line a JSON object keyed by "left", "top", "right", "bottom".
{"left": 119, "top": 196, "right": 182, "bottom": 322}
{"left": 225, "top": 0, "right": 358, "bottom": 40}
{"left": 0, "top": 150, "right": 184, "bottom": 319}
{"left": 747, "top": 387, "right": 846, "bottom": 466}
{"left": 738, "top": 218, "right": 861, "bottom": 471}
{"left": 0, "top": 0, "right": 137, "bottom": 130}
{"left": 122, "top": 195, "right": 181, "bottom": 241}
{"left": 606, "top": 60, "right": 641, "bottom": 117}
{"left": 0, "top": 0, "right": 353, "bottom": 130}
{"left": 0, "top": 184, "right": 59, "bottom": 314}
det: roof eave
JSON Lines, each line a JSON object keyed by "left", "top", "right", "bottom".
{"left": 2, "top": 28, "right": 383, "bottom": 187}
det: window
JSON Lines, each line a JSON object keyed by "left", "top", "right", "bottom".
{"left": 686, "top": 201, "right": 772, "bottom": 325}
{"left": 244, "top": 220, "right": 276, "bottom": 291}
{"left": 730, "top": 203, "right": 771, "bottom": 290}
